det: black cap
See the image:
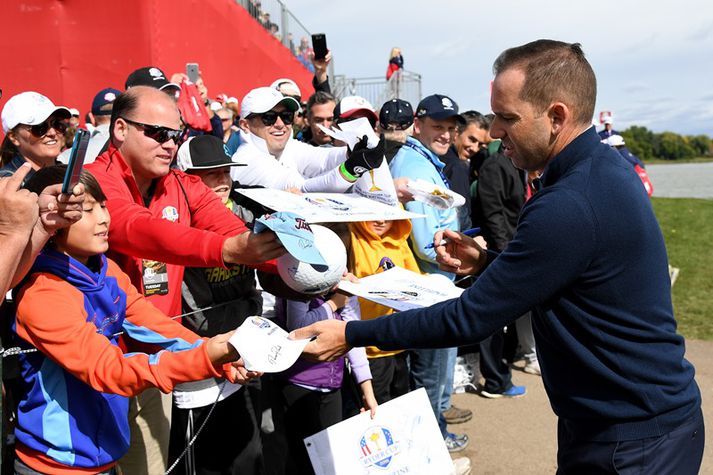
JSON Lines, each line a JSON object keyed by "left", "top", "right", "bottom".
{"left": 176, "top": 135, "right": 246, "bottom": 171}
{"left": 125, "top": 66, "right": 180, "bottom": 91}
{"left": 379, "top": 99, "right": 414, "bottom": 130}
{"left": 415, "top": 94, "right": 465, "bottom": 123}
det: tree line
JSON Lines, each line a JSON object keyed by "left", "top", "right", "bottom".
{"left": 620, "top": 126, "right": 713, "bottom": 161}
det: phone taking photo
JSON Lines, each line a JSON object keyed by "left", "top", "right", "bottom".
{"left": 186, "top": 63, "right": 200, "bottom": 83}
{"left": 62, "top": 129, "right": 91, "bottom": 194}
{"left": 311, "top": 33, "right": 328, "bottom": 60}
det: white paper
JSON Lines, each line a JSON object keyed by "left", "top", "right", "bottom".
{"left": 352, "top": 160, "right": 399, "bottom": 207}
{"left": 304, "top": 388, "right": 453, "bottom": 475}
{"left": 228, "top": 316, "right": 311, "bottom": 373}
{"left": 173, "top": 378, "right": 242, "bottom": 409}
{"left": 407, "top": 179, "right": 466, "bottom": 210}
{"left": 236, "top": 189, "right": 423, "bottom": 223}
{"left": 338, "top": 267, "right": 463, "bottom": 312}
{"left": 316, "top": 117, "right": 379, "bottom": 150}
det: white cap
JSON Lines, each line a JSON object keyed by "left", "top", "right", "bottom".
{"left": 69, "top": 108, "right": 80, "bottom": 117}
{"left": 603, "top": 116, "right": 613, "bottom": 125}
{"left": 270, "top": 78, "right": 301, "bottom": 98}
{"left": 240, "top": 87, "right": 301, "bottom": 119}
{"left": 606, "top": 135, "right": 625, "bottom": 147}
{"left": 1, "top": 91, "right": 71, "bottom": 133}
{"left": 226, "top": 96, "right": 238, "bottom": 104}
{"left": 209, "top": 101, "right": 223, "bottom": 112}
{"left": 335, "top": 95, "right": 378, "bottom": 122}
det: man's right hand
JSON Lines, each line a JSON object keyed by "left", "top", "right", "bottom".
{"left": 0, "top": 164, "right": 39, "bottom": 239}
{"left": 434, "top": 229, "right": 487, "bottom": 275}
{"left": 222, "top": 230, "right": 287, "bottom": 265}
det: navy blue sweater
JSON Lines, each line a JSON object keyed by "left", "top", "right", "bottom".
{"left": 347, "top": 127, "right": 700, "bottom": 441}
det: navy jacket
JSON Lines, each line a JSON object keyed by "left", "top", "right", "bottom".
{"left": 347, "top": 127, "right": 700, "bottom": 441}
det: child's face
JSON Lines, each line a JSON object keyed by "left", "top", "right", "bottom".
{"left": 54, "top": 194, "right": 110, "bottom": 264}
{"left": 367, "top": 220, "right": 392, "bottom": 237}
{"left": 193, "top": 167, "right": 233, "bottom": 204}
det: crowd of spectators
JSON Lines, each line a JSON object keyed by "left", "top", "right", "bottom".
{"left": 0, "top": 33, "right": 697, "bottom": 475}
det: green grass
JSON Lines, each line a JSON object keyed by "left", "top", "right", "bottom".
{"left": 644, "top": 157, "right": 713, "bottom": 165}
{"left": 652, "top": 197, "right": 713, "bottom": 340}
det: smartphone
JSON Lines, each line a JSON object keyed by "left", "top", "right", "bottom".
{"left": 186, "top": 63, "right": 200, "bottom": 83}
{"left": 62, "top": 129, "right": 90, "bottom": 194}
{"left": 311, "top": 33, "right": 328, "bottom": 60}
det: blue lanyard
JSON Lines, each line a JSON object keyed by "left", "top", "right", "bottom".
{"left": 402, "top": 141, "right": 451, "bottom": 188}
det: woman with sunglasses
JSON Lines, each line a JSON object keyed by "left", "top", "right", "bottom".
{"left": 0, "top": 91, "right": 71, "bottom": 182}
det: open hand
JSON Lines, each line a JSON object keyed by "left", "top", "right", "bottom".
{"left": 290, "top": 319, "right": 350, "bottom": 362}
{"left": 38, "top": 183, "right": 85, "bottom": 234}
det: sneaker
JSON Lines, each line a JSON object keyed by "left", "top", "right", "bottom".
{"left": 523, "top": 360, "right": 541, "bottom": 376}
{"left": 451, "top": 457, "right": 472, "bottom": 475}
{"left": 444, "top": 432, "right": 469, "bottom": 453}
{"left": 443, "top": 405, "right": 473, "bottom": 424}
{"left": 479, "top": 385, "right": 526, "bottom": 399}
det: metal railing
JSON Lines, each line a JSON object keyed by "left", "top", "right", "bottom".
{"left": 234, "top": 0, "right": 334, "bottom": 80}
{"left": 332, "top": 70, "right": 422, "bottom": 109}
{"left": 234, "top": 1, "right": 424, "bottom": 109}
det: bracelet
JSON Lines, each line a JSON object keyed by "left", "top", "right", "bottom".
{"left": 339, "top": 163, "right": 358, "bottom": 182}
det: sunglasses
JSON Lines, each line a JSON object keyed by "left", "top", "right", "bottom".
{"left": 249, "top": 110, "right": 295, "bottom": 126}
{"left": 121, "top": 117, "right": 183, "bottom": 144}
{"left": 24, "top": 117, "right": 68, "bottom": 137}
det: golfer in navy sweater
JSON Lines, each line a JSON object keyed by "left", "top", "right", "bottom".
{"left": 293, "top": 40, "right": 704, "bottom": 474}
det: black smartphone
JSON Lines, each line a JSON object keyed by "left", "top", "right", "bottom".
{"left": 62, "top": 129, "right": 90, "bottom": 194}
{"left": 186, "top": 63, "right": 200, "bottom": 83}
{"left": 311, "top": 33, "right": 328, "bottom": 60}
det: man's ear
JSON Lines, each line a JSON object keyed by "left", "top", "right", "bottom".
{"left": 112, "top": 118, "right": 129, "bottom": 145}
{"left": 239, "top": 118, "right": 251, "bottom": 134}
{"left": 548, "top": 102, "right": 569, "bottom": 135}
{"left": 413, "top": 117, "right": 423, "bottom": 135}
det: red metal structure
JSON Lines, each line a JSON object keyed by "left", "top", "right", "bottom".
{"left": 0, "top": 0, "right": 313, "bottom": 130}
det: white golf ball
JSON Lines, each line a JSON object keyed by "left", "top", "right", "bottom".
{"left": 277, "top": 225, "right": 346, "bottom": 294}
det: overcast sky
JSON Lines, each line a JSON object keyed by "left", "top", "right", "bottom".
{"left": 285, "top": 0, "right": 713, "bottom": 136}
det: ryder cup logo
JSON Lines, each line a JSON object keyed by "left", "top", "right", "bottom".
{"left": 161, "top": 206, "right": 179, "bottom": 222}
{"left": 358, "top": 426, "right": 401, "bottom": 469}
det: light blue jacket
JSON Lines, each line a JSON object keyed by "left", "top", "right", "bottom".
{"left": 389, "top": 137, "right": 458, "bottom": 278}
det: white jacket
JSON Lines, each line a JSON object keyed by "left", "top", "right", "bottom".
{"left": 231, "top": 131, "right": 352, "bottom": 192}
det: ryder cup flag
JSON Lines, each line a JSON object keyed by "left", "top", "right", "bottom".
{"left": 304, "top": 388, "right": 453, "bottom": 475}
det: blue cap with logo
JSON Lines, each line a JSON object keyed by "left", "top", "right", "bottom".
{"left": 415, "top": 94, "right": 465, "bottom": 124}
{"left": 253, "top": 212, "right": 327, "bottom": 265}
{"left": 91, "top": 88, "right": 122, "bottom": 116}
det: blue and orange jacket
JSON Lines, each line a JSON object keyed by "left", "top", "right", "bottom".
{"left": 11, "top": 249, "right": 226, "bottom": 474}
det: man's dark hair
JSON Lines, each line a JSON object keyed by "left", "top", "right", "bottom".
{"left": 457, "top": 110, "right": 489, "bottom": 134}
{"left": 306, "top": 91, "right": 336, "bottom": 118}
{"left": 492, "top": 39, "right": 596, "bottom": 126}
{"left": 109, "top": 89, "right": 141, "bottom": 143}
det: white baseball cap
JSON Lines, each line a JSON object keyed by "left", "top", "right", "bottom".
{"left": 335, "top": 95, "right": 378, "bottom": 123}
{"left": 603, "top": 116, "right": 613, "bottom": 125}
{"left": 1, "top": 91, "right": 71, "bottom": 133}
{"left": 240, "top": 87, "right": 301, "bottom": 119}
{"left": 270, "top": 78, "right": 301, "bottom": 98}
{"left": 606, "top": 135, "right": 625, "bottom": 147}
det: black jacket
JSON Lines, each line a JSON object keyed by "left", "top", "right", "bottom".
{"left": 471, "top": 150, "right": 525, "bottom": 251}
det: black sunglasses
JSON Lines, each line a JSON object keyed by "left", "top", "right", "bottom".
{"left": 121, "top": 117, "right": 183, "bottom": 144}
{"left": 249, "top": 110, "right": 295, "bottom": 126}
{"left": 24, "top": 116, "right": 68, "bottom": 137}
